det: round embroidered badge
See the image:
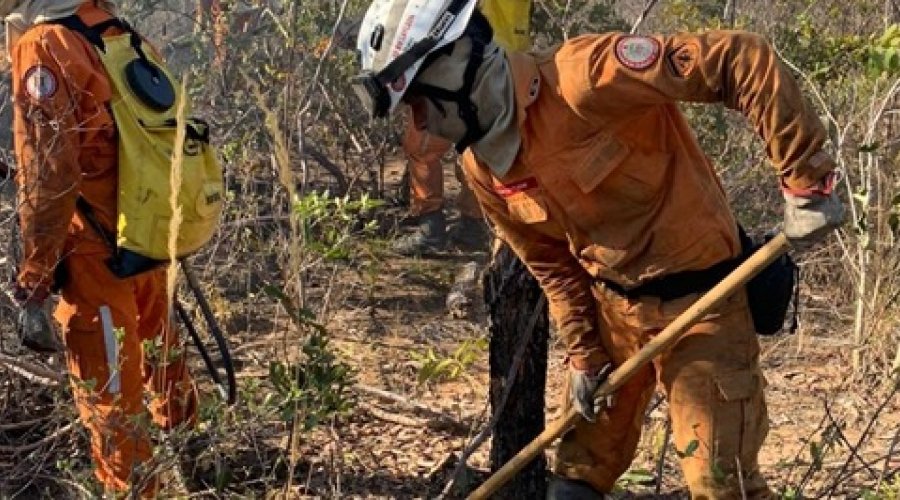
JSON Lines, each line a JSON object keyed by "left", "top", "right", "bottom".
{"left": 24, "top": 66, "right": 58, "bottom": 100}
{"left": 615, "top": 36, "right": 661, "bottom": 71}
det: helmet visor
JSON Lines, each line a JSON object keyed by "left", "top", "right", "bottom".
{"left": 351, "top": 72, "right": 392, "bottom": 119}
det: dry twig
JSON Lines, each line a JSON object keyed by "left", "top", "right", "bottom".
{"left": 0, "top": 353, "right": 65, "bottom": 386}
{"left": 360, "top": 402, "right": 426, "bottom": 428}
{"left": 876, "top": 423, "right": 900, "bottom": 491}
{"left": 655, "top": 417, "right": 672, "bottom": 496}
{"left": 631, "top": 0, "right": 661, "bottom": 34}
{"left": 824, "top": 380, "right": 900, "bottom": 496}
{"left": 354, "top": 383, "right": 469, "bottom": 433}
{"left": 0, "top": 415, "right": 51, "bottom": 431}
{"left": 0, "top": 422, "right": 74, "bottom": 454}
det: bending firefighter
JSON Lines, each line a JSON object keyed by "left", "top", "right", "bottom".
{"left": 4, "top": 0, "right": 207, "bottom": 495}
{"left": 352, "top": 1, "right": 844, "bottom": 498}
{"left": 392, "top": 0, "right": 532, "bottom": 255}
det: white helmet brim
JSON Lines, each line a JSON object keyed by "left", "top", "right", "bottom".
{"left": 353, "top": 0, "right": 477, "bottom": 118}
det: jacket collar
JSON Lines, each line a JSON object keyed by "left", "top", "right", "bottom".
{"left": 506, "top": 51, "right": 541, "bottom": 129}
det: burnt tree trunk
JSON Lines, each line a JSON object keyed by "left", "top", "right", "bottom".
{"left": 483, "top": 243, "right": 549, "bottom": 498}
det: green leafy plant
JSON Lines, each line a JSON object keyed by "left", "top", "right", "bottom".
{"left": 781, "top": 487, "right": 801, "bottom": 500}
{"left": 262, "top": 285, "right": 356, "bottom": 429}
{"left": 293, "top": 191, "right": 383, "bottom": 260}
{"left": 411, "top": 336, "right": 488, "bottom": 385}
{"left": 882, "top": 476, "right": 900, "bottom": 499}
{"left": 866, "top": 24, "right": 900, "bottom": 76}
{"left": 268, "top": 330, "right": 355, "bottom": 429}
{"left": 675, "top": 439, "right": 700, "bottom": 459}
{"left": 614, "top": 468, "right": 655, "bottom": 489}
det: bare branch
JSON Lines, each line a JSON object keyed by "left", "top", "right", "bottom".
{"left": 0, "top": 353, "right": 65, "bottom": 387}
{"left": 631, "top": 0, "right": 661, "bottom": 34}
{"left": 824, "top": 380, "right": 900, "bottom": 495}
{"left": 0, "top": 422, "right": 74, "bottom": 454}
{"left": 354, "top": 383, "right": 470, "bottom": 433}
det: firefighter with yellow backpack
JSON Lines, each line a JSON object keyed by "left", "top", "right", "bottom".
{"left": 3, "top": 0, "right": 223, "bottom": 495}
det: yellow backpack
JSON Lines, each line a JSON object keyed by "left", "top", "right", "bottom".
{"left": 480, "top": 0, "right": 533, "bottom": 51}
{"left": 52, "top": 16, "right": 224, "bottom": 278}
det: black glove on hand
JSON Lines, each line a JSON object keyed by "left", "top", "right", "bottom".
{"left": 14, "top": 287, "right": 63, "bottom": 354}
{"left": 569, "top": 363, "right": 613, "bottom": 422}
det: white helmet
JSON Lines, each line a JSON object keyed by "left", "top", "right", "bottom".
{"left": 352, "top": 0, "right": 478, "bottom": 119}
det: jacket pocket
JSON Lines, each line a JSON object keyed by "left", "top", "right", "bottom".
{"left": 571, "top": 133, "right": 670, "bottom": 205}
{"left": 570, "top": 133, "right": 631, "bottom": 192}
{"left": 712, "top": 369, "right": 768, "bottom": 466}
{"left": 715, "top": 370, "right": 759, "bottom": 402}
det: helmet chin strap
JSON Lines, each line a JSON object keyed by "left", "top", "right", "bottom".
{"left": 410, "top": 37, "right": 486, "bottom": 153}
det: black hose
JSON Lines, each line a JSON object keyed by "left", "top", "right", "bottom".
{"left": 180, "top": 259, "right": 238, "bottom": 405}
{"left": 174, "top": 298, "right": 227, "bottom": 399}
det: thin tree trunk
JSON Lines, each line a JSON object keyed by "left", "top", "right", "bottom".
{"left": 723, "top": 0, "right": 737, "bottom": 27}
{"left": 484, "top": 244, "right": 549, "bottom": 499}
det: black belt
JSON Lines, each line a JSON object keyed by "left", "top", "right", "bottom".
{"left": 600, "top": 255, "right": 743, "bottom": 301}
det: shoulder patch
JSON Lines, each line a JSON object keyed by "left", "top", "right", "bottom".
{"left": 614, "top": 36, "right": 660, "bottom": 71}
{"left": 667, "top": 43, "right": 699, "bottom": 77}
{"left": 23, "top": 66, "right": 58, "bottom": 100}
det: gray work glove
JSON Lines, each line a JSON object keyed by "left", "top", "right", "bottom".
{"left": 15, "top": 294, "right": 63, "bottom": 354}
{"left": 569, "top": 363, "right": 613, "bottom": 422}
{"left": 783, "top": 190, "right": 845, "bottom": 246}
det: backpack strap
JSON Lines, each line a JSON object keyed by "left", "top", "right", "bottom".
{"left": 49, "top": 15, "right": 128, "bottom": 52}
{"left": 49, "top": 15, "right": 162, "bottom": 80}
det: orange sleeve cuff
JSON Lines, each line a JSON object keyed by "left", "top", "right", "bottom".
{"left": 568, "top": 346, "right": 611, "bottom": 372}
{"left": 781, "top": 151, "right": 837, "bottom": 192}
{"left": 17, "top": 262, "right": 55, "bottom": 296}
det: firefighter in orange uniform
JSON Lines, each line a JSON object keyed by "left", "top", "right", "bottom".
{"left": 4, "top": 0, "right": 197, "bottom": 495}
{"left": 353, "top": 0, "right": 844, "bottom": 497}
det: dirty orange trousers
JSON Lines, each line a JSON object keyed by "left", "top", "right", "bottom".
{"left": 54, "top": 253, "right": 197, "bottom": 496}
{"left": 554, "top": 287, "right": 772, "bottom": 498}
{"left": 402, "top": 111, "right": 481, "bottom": 219}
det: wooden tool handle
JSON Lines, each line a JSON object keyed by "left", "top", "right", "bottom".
{"left": 467, "top": 233, "right": 791, "bottom": 500}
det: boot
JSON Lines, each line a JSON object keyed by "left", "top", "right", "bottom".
{"left": 447, "top": 215, "right": 491, "bottom": 250}
{"left": 392, "top": 211, "right": 447, "bottom": 255}
{"left": 546, "top": 475, "right": 605, "bottom": 500}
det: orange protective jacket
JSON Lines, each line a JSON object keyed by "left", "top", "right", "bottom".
{"left": 461, "top": 31, "right": 835, "bottom": 370}
{"left": 12, "top": 3, "right": 122, "bottom": 293}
